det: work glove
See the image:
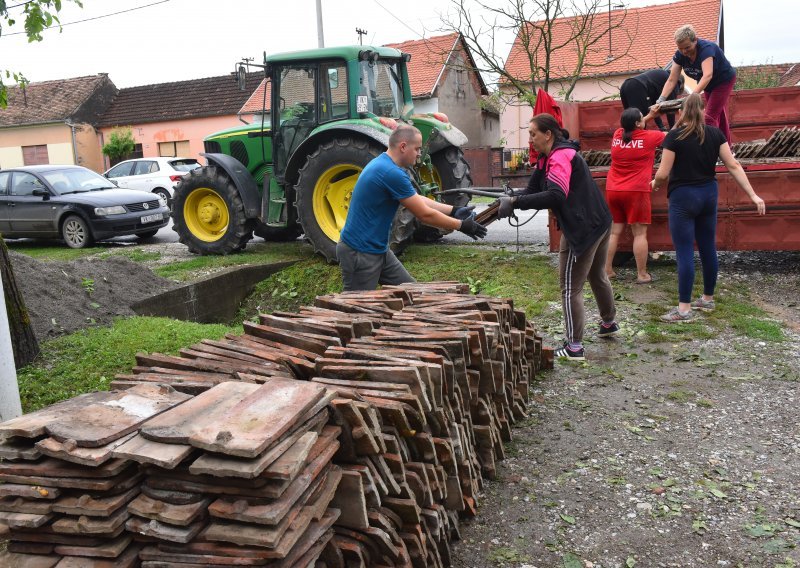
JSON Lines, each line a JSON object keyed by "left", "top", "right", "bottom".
{"left": 459, "top": 217, "right": 487, "bottom": 240}
{"left": 450, "top": 205, "right": 476, "bottom": 220}
{"left": 497, "top": 196, "right": 517, "bottom": 219}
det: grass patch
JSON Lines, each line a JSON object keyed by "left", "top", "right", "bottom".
{"left": 16, "top": 317, "right": 239, "bottom": 412}
{"left": 667, "top": 389, "right": 697, "bottom": 403}
{"left": 100, "top": 248, "right": 162, "bottom": 263}
{"left": 239, "top": 257, "right": 343, "bottom": 320}
{"left": 6, "top": 241, "right": 102, "bottom": 261}
{"left": 153, "top": 242, "right": 311, "bottom": 281}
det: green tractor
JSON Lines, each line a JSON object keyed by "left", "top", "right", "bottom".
{"left": 171, "top": 45, "right": 472, "bottom": 261}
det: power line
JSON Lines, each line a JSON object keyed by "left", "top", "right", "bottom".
{"left": 2, "top": 0, "right": 173, "bottom": 37}
{"left": 370, "top": 0, "right": 424, "bottom": 39}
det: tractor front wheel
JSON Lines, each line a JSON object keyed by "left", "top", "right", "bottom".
{"left": 171, "top": 167, "right": 252, "bottom": 255}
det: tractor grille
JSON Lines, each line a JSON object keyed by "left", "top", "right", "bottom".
{"left": 204, "top": 140, "right": 221, "bottom": 153}
{"left": 231, "top": 140, "right": 249, "bottom": 167}
{"left": 127, "top": 199, "right": 161, "bottom": 212}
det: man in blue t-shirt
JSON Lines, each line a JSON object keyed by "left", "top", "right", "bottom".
{"left": 657, "top": 24, "right": 737, "bottom": 141}
{"left": 336, "top": 124, "right": 487, "bottom": 291}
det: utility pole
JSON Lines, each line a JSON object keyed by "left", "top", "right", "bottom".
{"left": 316, "top": 0, "right": 325, "bottom": 48}
{"left": 0, "top": 272, "right": 23, "bottom": 421}
{"left": 356, "top": 28, "right": 368, "bottom": 46}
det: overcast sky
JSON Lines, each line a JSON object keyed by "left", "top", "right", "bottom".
{"left": 2, "top": 0, "right": 798, "bottom": 89}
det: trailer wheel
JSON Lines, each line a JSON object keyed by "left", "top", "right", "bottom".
{"left": 171, "top": 167, "right": 252, "bottom": 255}
{"left": 414, "top": 146, "right": 473, "bottom": 242}
{"left": 296, "top": 138, "right": 416, "bottom": 263}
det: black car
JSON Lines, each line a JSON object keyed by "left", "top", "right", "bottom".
{"left": 0, "top": 165, "right": 171, "bottom": 248}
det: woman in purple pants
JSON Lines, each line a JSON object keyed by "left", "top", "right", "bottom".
{"left": 658, "top": 24, "right": 736, "bottom": 142}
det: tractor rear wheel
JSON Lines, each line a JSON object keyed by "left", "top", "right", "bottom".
{"left": 295, "top": 138, "right": 416, "bottom": 263}
{"left": 414, "top": 146, "right": 473, "bottom": 242}
{"left": 171, "top": 167, "right": 253, "bottom": 255}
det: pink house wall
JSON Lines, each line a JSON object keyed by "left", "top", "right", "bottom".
{"left": 98, "top": 114, "right": 247, "bottom": 170}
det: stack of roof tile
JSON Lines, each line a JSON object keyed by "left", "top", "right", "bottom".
{"left": 1, "top": 282, "right": 551, "bottom": 567}
{"left": 125, "top": 378, "right": 341, "bottom": 567}
{"left": 0, "top": 384, "right": 190, "bottom": 567}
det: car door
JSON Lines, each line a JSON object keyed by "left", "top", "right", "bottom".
{"left": 104, "top": 161, "right": 136, "bottom": 189}
{"left": 0, "top": 172, "right": 11, "bottom": 234}
{"left": 125, "top": 160, "right": 160, "bottom": 193}
{"left": 8, "top": 172, "right": 59, "bottom": 236}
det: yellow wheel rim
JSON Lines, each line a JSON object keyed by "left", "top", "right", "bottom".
{"left": 417, "top": 163, "right": 443, "bottom": 200}
{"left": 183, "top": 188, "right": 229, "bottom": 242}
{"left": 312, "top": 163, "right": 362, "bottom": 242}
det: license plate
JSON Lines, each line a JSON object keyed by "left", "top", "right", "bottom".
{"left": 141, "top": 213, "right": 163, "bottom": 224}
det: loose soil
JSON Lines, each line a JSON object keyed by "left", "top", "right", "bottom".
{"left": 6, "top": 245, "right": 800, "bottom": 567}
{"left": 9, "top": 250, "right": 179, "bottom": 339}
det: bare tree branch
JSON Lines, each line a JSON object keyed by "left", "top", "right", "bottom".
{"left": 434, "top": 0, "right": 635, "bottom": 104}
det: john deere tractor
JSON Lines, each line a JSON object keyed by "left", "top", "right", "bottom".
{"left": 172, "top": 45, "right": 472, "bottom": 261}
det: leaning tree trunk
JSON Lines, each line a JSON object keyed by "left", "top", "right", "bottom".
{"left": 1, "top": 236, "right": 39, "bottom": 368}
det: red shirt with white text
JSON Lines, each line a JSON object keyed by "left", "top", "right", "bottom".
{"left": 606, "top": 128, "right": 666, "bottom": 192}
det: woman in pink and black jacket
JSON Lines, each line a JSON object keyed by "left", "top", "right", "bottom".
{"left": 497, "top": 113, "right": 618, "bottom": 361}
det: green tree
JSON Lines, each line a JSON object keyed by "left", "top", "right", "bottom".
{"left": 1, "top": 0, "right": 83, "bottom": 108}
{"left": 102, "top": 127, "right": 136, "bottom": 162}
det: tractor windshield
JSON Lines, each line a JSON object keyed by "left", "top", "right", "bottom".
{"left": 358, "top": 60, "right": 404, "bottom": 118}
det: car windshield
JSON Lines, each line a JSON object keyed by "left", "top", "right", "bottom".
{"left": 169, "top": 159, "right": 200, "bottom": 172}
{"left": 41, "top": 169, "right": 115, "bottom": 194}
{"left": 358, "top": 59, "right": 405, "bottom": 118}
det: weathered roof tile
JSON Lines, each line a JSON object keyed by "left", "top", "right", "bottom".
{"left": 98, "top": 73, "right": 263, "bottom": 127}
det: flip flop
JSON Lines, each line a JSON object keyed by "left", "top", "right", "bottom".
{"left": 635, "top": 274, "right": 658, "bottom": 285}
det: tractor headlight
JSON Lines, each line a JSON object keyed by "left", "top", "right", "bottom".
{"left": 95, "top": 205, "right": 126, "bottom": 216}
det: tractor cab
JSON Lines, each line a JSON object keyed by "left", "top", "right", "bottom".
{"left": 266, "top": 47, "right": 412, "bottom": 182}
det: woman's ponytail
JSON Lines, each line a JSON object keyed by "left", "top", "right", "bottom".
{"left": 620, "top": 108, "right": 641, "bottom": 144}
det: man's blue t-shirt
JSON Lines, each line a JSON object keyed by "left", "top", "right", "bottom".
{"left": 673, "top": 38, "right": 736, "bottom": 92}
{"left": 340, "top": 153, "right": 416, "bottom": 254}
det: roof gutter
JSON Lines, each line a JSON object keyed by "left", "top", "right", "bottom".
{"left": 64, "top": 120, "right": 79, "bottom": 165}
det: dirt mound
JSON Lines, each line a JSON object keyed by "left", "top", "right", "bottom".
{"left": 9, "top": 251, "right": 179, "bottom": 340}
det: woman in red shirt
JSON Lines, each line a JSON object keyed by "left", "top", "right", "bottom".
{"left": 604, "top": 107, "right": 665, "bottom": 283}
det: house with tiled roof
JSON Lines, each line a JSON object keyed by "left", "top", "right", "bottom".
{"left": 97, "top": 72, "right": 263, "bottom": 169}
{"left": 0, "top": 74, "right": 117, "bottom": 172}
{"left": 736, "top": 63, "right": 800, "bottom": 89}
{"left": 500, "top": 0, "right": 722, "bottom": 147}
{"left": 385, "top": 33, "right": 499, "bottom": 147}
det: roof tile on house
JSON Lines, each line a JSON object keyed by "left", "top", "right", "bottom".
{"left": 240, "top": 80, "right": 272, "bottom": 114}
{"left": 777, "top": 64, "right": 800, "bottom": 87}
{"left": 385, "top": 33, "right": 487, "bottom": 98}
{"left": 736, "top": 63, "right": 800, "bottom": 88}
{"left": 98, "top": 73, "right": 263, "bottom": 127}
{"left": 0, "top": 75, "right": 115, "bottom": 127}
{"left": 504, "top": 0, "right": 721, "bottom": 82}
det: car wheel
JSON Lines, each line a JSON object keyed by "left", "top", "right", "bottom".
{"left": 153, "top": 188, "right": 171, "bottom": 207}
{"left": 136, "top": 230, "right": 159, "bottom": 240}
{"left": 62, "top": 215, "right": 94, "bottom": 249}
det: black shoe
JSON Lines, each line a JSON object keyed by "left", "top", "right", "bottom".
{"left": 598, "top": 321, "right": 620, "bottom": 338}
{"left": 555, "top": 342, "right": 585, "bottom": 361}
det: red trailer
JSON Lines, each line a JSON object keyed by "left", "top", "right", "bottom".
{"left": 548, "top": 86, "right": 800, "bottom": 253}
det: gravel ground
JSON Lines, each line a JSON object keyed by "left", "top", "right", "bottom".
{"left": 451, "top": 250, "right": 800, "bottom": 568}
